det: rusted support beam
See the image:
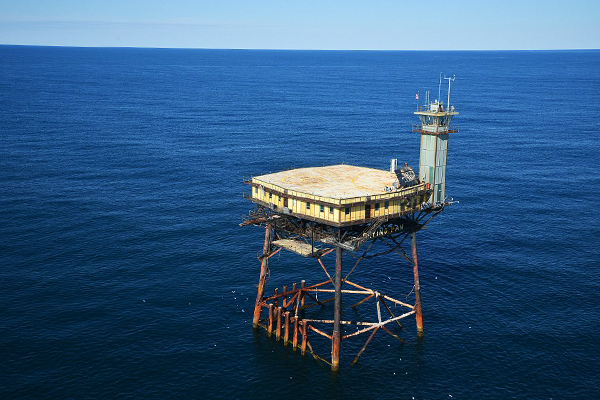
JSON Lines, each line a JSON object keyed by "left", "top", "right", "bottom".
{"left": 284, "top": 311, "right": 290, "bottom": 345}
{"left": 322, "top": 247, "right": 336, "bottom": 256}
{"left": 265, "top": 288, "right": 300, "bottom": 302}
{"left": 351, "top": 327, "right": 379, "bottom": 365}
{"left": 284, "top": 290, "right": 299, "bottom": 309}
{"left": 302, "top": 296, "right": 334, "bottom": 310}
{"left": 411, "top": 232, "right": 424, "bottom": 336}
{"left": 382, "top": 294, "right": 415, "bottom": 309}
{"left": 342, "top": 310, "right": 415, "bottom": 339}
{"left": 302, "top": 318, "right": 377, "bottom": 326}
{"left": 379, "top": 295, "right": 404, "bottom": 330}
{"left": 381, "top": 325, "right": 406, "bottom": 344}
{"left": 308, "top": 324, "right": 332, "bottom": 340}
{"left": 344, "top": 280, "right": 373, "bottom": 293}
{"left": 267, "top": 304, "right": 274, "bottom": 336}
{"left": 341, "top": 248, "right": 360, "bottom": 259}
{"left": 306, "top": 340, "right": 315, "bottom": 358}
{"left": 303, "top": 279, "right": 332, "bottom": 290}
{"left": 351, "top": 293, "right": 374, "bottom": 308}
{"left": 379, "top": 236, "right": 412, "bottom": 264}
{"left": 306, "top": 288, "right": 370, "bottom": 295}
{"left": 420, "top": 208, "right": 443, "bottom": 229}
{"left": 291, "top": 282, "right": 297, "bottom": 309}
{"left": 343, "top": 323, "right": 378, "bottom": 339}
{"left": 303, "top": 291, "right": 323, "bottom": 306}
{"left": 294, "top": 289, "right": 302, "bottom": 318}
{"left": 317, "top": 257, "right": 335, "bottom": 285}
{"left": 376, "top": 293, "right": 382, "bottom": 324}
{"left": 265, "top": 246, "right": 282, "bottom": 259}
{"left": 276, "top": 306, "right": 282, "bottom": 340}
{"left": 256, "top": 322, "right": 267, "bottom": 331}
{"left": 331, "top": 247, "right": 342, "bottom": 371}
{"left": 301, "top": 321, "right": 308, "bottom": 355}
{"left": 343, "top": 240, "right": 376, "bottom": 281}
{"left": 252, "top": 224, "right": 271, "bottom": 328}
{"left": 292, "top": 317, "right": 299, "bottom": 349}
{"left": 300, "top": 280, "right": 306, "bottom": 308}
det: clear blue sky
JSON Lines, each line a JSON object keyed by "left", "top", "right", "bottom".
{"left": 1, "top": 0, "right": 598, "bottom": 50}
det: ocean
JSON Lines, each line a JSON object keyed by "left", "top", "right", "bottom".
{"left": 1, "top": 46, "right": 599, "bottom": 399}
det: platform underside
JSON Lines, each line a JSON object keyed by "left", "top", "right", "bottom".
{"left": 242, "top": 203, "right": 446, "bottom": 252}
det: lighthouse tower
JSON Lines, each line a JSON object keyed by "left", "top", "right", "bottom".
{"left": 413, "top": 76, "right": 459, "bottom": 204}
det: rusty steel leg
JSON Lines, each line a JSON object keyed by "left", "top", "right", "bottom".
{"left": 252, "top": 224, "right": 271, "bottom": 328}
{"left": 301, "top": 321, "right": 308, "bottom": 355}
{"left": 284, "top": 311, "right": 290, "bottom": 345}
{"left": 267, "top": 304, "right": 274, "bottom": 336}
{"left": 411, "top": 232, "right": 424, "bottom": 336}
{"left": 276, "top": 307, "right": 282, "bottom": 340}
{"left": 331, "top": 246, "right": 342, "bottom": 371}
{"left": 292, "top": 317, "right": 299, "bottom": 349}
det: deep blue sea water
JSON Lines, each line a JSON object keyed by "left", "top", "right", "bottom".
{"left": 1, "top": 46, "right": 600, "bottom": 399}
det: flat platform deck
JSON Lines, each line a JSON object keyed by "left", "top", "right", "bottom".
{"left": 253, "top": 164, "right": 397, "bottom": 199}
{"left": 272, "top": 239, "right": 330, "bottom": 257}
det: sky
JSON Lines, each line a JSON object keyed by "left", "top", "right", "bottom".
{"left": 0, "top": 0, "right": 598, "bottom": 50}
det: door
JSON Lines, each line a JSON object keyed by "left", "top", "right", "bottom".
{"left": 365, "top": 204, "right": 371, "bottom": 219}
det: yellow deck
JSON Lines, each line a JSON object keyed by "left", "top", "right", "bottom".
{"left": 248, "top": 164, "right": 429, "bottom": 227}
{"left": 252, "top": 164, "right": 396, "bottom": 199}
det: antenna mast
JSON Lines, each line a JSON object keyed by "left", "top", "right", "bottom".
{"left": 444, "top": 75, "right": 455, "bottom": 110}
{"left": 438, "top": 72, "right": 442, "bottom": 103}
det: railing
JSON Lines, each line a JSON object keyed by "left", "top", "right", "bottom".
{"left": 412, "top": 124, "right": 460, "bottom": 134}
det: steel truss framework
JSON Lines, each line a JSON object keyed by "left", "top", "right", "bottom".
{"left": 241, "top": 204, "right": 445, "bottom": 370}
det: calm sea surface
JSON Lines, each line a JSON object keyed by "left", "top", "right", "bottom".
{"left": 1, "top": 46, "right": 599, "bottom": 399}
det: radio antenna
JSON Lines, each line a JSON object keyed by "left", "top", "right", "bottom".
{"left": 438, "top": 72, "right": 442, "bottom": 103}
{"left": 444, "top": 75, "right": 456, "bottom": 110}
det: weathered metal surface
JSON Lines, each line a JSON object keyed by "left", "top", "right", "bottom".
{"left": 284, "top": 311, "right": 290, "bottom": 345}
{"left": 331, "top": 247, "right": 343, "bottom": 371}
{"left": 246, "top": 205, "right": 446, "bottom": 367}
{"left": 411, "top": 232, "right": 424, "bottom": 336}
{"left": 272, "top": 238, "right": 331, "bottom": 258}
{"left": 249, "top": 229, "right": 427, "bottom": 369}
{"left": 252, "top": 164, "right": 401, "bottom": 199}
{"left": 252, "top": 224, "right": 271, "bottom": 327}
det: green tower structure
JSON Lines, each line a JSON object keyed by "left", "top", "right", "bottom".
{"left": 413, "top": 76, "right": 459, "bottom": 204}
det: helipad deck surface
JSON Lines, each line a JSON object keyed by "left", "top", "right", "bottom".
{"left": 253, "top": 164, "right": 397, "bottom": 199}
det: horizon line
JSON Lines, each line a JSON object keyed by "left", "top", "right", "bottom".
{"left": 1, "top": 43, "right": 599, "bottom": 52}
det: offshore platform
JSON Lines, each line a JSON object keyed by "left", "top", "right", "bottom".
{"left": 241, "top": 77, "right": 459, "bottom": 370}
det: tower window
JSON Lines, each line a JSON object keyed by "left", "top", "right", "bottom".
{"left": 306, "top": 203, "right": 311, "bottom": 210}
{"left": 345, "top": 207, "right": 350, "bottom": 215}
{"left": 374, "top": 203, "right": 380, "bottom": 211}
{"left": 269, "top": 192, "right": 272, "bottom": 199}
{"left": 384, "top": 201, "right": 389, "bottom": 210}
{"left": 329, "top": 207, "right": 334, "bottom": 214}
{"left": 320, "top": 204, "right": 324, "bottom": 213}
